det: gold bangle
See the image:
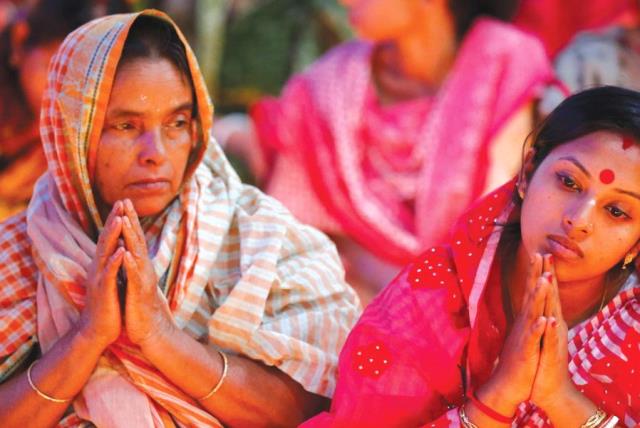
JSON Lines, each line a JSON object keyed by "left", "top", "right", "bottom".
{"left": 459, "top": 404, "right": 480, "bottom": 428}
{"left": 198, "top": 350, "right": 228, "bottom": 401}
{"left": 581, "top": 409, "right": 607, "bottom": 428}
{"left": 26, "top": 361, "right": 72, "bottom": 403}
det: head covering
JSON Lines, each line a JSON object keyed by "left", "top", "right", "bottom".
{"left": 0, "top": 10, "right": 359, "bottom": 427}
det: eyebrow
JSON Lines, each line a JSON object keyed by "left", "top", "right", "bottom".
{"left": 107, "top": 101, "right": 194, "bottom": 119}
{"left": 614, "top": 188, "right": 640, "bottom": 202}
{"left": 558, "top": 156, "right": 591, "bottom": 177}
{"left": 556, "top": 157, "right": 640, "bottom": 201}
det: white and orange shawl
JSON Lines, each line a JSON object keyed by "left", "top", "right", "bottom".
{"left": 0, "top": 10, "right": 360, "bottom": 427}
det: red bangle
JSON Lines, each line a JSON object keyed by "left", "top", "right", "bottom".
{"left": 468, "top": 392, "right": 514, "bottom": 424}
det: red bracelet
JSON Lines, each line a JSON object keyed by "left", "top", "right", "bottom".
{"left": 468, "top": 392, "right": 514, "bottom": 424}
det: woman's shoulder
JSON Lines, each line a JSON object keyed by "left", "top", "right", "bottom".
{"left": 466, "top": 17, "right": 547, "bottom": 54}
{"left": 360, "top": 245, "right": 467, "bottom": 332}
{"left": 0, "top": 210, "right": 36, "bottom": 278}
{"left": 0, "top": 210, "right": 37, "bottom": 306}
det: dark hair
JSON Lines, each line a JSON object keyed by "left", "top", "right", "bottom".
{"left": 501, "top": 86, "right": 640, "bottom": 295}
{"left": 527, "top": 86, "right": 640, "bottom": 176}
{"left": 448, "top": 0, "right": 521, "bottom": 40}
{"left": 119, "top": 15, "right": 196, "bottom": 116}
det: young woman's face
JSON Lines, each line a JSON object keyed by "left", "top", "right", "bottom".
{"left": 94, "top": 57, "right": 194, "bottom": 218}
{"left": 521, "top": 131, "right": 640, "bottom": 283}
{"left": 339, "top": 0, "right": 421, "bottom": 41}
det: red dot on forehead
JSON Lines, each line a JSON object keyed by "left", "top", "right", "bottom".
{"left": 600, "top": 169, "right": 615, "bottom": 185}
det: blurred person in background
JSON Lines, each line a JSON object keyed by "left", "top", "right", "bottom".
{"left": 535, "top": 4, "right": 640, "bottom": 117}
{"left": 220, "top": 0, "right": 554, "bottom": 303}
{"left": 0, "top": 0, "right": 130, "bottom": 221}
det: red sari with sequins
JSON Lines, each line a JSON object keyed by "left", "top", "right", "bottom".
{"left": 303, "top": 181, "right": 640, "bottom": 427}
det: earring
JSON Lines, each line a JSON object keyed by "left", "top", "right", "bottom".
{"left": 516, "top": 181, "right": 525, "bottom": 200}
{"left": 622, "top": 253, "right": 635, "bottom": 270}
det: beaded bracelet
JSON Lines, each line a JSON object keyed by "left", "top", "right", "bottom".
{"left": 198, "top": 350, "right": 228, "bottom": 401}
{"left": 469, "top": 392, "right": 514, "bottom": 424}
{"left": 27, "top": 361, "right": 73, "bottom": 404}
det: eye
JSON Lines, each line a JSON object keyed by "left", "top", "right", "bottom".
{"left": 113, "top": 122, "right": 135, "bottom": 131}
{"left": 556, "top": 172, "right": 581, "bottom": 191}
{"left": 606, "top": 205, "right": 630, "bottom": 220}
{"left": 167, "top": 115, "right": 191, "bottom": 129}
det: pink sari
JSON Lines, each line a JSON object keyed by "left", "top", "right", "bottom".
{"left": 303, "top": 181, "right": 640, "bottom": 427}
{"left": 252, "top": 18, "right": 552, "bottom": 266}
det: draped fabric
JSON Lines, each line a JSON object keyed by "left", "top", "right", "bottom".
{"left": 0, "top": 10, "right": 360, "bottom": 427}
{"left": 514, "top": 0, "right": 640, "bottom": 58}
{"left": 252, "top": 18, "right": 552, "bottom": 266}
{"left": 304, "top": 181, "right": 640, "bottom": 427}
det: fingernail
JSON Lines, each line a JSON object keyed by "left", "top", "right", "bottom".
{"left": 550, "top": 317, "right": 557, "bottom": 327}
{"left": 123, "top": 216, "right": 131, "bottom": 228}
{"left": 545, "top": 272, "right": 553, "bottom": 283}
{"left": 126, "top": 199, "right": 133, "bottom": 210}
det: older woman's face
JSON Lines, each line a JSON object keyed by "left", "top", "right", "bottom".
{"left": 521, "top": 131, "right": 640, "bottom": 283}
{"left": 95, "top": 57, "right": 194, "bottom": 218}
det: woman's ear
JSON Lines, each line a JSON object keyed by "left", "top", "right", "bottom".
{"left": 190, "top": 120, "right": 198, "bottom": 148}
{"left": 9, "top": 20, "right": 30, "bottom": 67}
{"left": 517, "top": 147, "right": 536, "bottom": 199}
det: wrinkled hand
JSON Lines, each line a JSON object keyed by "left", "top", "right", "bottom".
{"left": 120, "top": 199, "right": 176, "bottom": 345}
{"left": 485, "top": 254, "right": 549, "bottom": 407}
{"left": 530, "top": 255, "right": 574, "bottom": 409}
{"left": 78, "top": 202, "right": 125, "bottom": 348}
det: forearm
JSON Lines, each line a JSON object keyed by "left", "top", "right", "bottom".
{"left": 140, "top": 324, "right": 326, "bottom": 427}
{"left": 542, "top": 384, "right": 599, "bottom": 428}
{"left": 0, "top": 325, "right": 107, "bottom": 428}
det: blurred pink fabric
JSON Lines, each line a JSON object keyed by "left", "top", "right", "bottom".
{"left": 252, "top": 18, "right": 552, "bottom": 266}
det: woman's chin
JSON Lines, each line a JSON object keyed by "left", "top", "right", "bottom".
{"left": 129, "top": 196, "right": 174, "bottom": 218}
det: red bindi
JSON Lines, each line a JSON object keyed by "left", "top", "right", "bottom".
{"left": 623, "top": 136, "right": 634, "bottom": 150}
{"left": 599, "top": 169, "right": 615, "bottom": 184}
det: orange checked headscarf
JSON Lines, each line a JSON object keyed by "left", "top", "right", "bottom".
{"left": 0, "top": 10, "right": 359, "bottom": 427}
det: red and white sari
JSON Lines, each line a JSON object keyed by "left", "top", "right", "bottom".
{"left": 304, "top": 181, "right": 640, "bottom": 427}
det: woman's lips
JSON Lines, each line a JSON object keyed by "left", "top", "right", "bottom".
{"left": 547, "top": 235, "right": 584, "bottom": 260}
{"left": 127, "top": 179, "right": 170, "bottom": 193}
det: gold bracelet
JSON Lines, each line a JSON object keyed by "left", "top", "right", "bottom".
{"left": 581, "top": 409, "right": 607, "bottom": 428}
{"left": 459, "top": 404, "right": 480, "bottom": 428}
{"left": 26, "top": 361, "right": 73, "bottom": 403}
{"left": 198, "top": 350, "right": 228, "bottom": 401}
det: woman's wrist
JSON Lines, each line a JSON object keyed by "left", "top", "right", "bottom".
{"left": 137, "top": 315, "right": 179, "bottom": 351}
{"left": 74, "top": 318, "right": 115, "bottom": 352}
{"left": 542, "top": 382, "right": 596, "bottom": 424}
{"left": 475, "top": 376, "right": 521, "bottom": 418}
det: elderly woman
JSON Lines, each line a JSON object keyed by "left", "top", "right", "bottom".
{"left": 305, "top": 86, "right": 640, "bottom": 426}
{"left": 0, "top": 10, "right": 359, "bottom": 427}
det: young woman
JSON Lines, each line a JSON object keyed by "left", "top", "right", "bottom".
{"left": 246, "top": 0, "right": 553, "bottom": 299}
{"left": 0, "top": 10, "right": 360, "bottom": 427}
{"left": 304, "top": 86, "right": 640, "bottom": 427}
